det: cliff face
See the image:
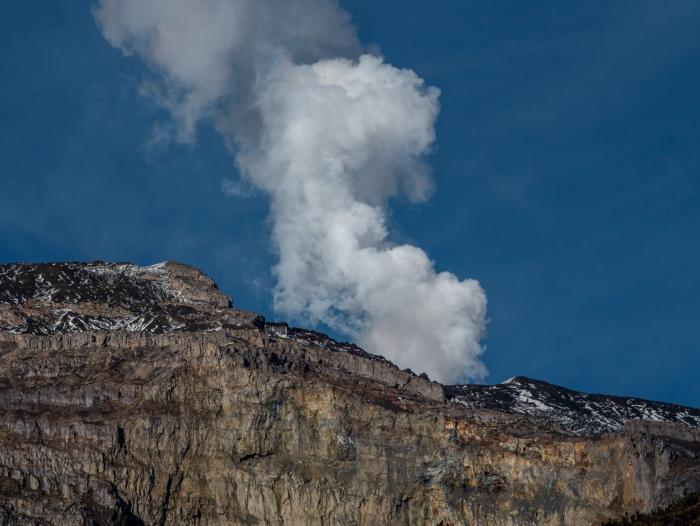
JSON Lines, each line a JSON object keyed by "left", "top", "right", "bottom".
{"left": 0, "top": 262, "right": 699, "bottom": 526}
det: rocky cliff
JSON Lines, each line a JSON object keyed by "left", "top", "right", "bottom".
{"left": 0, "top": 262, "right": 698, "bottom": 525}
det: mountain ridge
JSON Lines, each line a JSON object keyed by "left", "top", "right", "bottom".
{"left": 1, "top": 260, "right": 697, "bottom": 437}
{"left": 1, "top": 261, "right": 699, "bottom": 525}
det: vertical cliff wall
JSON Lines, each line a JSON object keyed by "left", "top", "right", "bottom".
{"left": 0, "top": 262, "right": 698, "bottom": 525}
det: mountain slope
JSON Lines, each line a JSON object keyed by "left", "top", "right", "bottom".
{"left": 447, "top": 377, "right": 700, "bottom": 436}
{"left": 0, "top": 261, "right": 699, "bottom": 525}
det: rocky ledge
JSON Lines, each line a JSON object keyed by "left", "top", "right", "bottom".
{"left": 0, "top": 262, "right": 699, "bottom": 525}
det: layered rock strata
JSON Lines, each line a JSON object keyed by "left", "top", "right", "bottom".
{"left": 0, "top": 262, "right": 698, "bottom": 525}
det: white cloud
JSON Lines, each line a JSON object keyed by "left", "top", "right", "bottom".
{"left": 94, "top": 0, "right": 488, "bottom": 383}
{"left": 221, "top": 177, "right": 254, "bottom": 198}
{"left": 94, "top": 0, "right": 360, "bottom": 142}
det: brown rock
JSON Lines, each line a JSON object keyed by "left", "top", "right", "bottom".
{"left": 0, "top": 262, "right": 698, "bottom": 525}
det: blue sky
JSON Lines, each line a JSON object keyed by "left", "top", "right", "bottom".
{"left": 1, "top": 1, "right": 699, "bottom": 406}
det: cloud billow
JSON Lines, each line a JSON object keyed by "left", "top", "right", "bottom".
{"left": 94, "top": 0, "right": 488, "bottom": 383}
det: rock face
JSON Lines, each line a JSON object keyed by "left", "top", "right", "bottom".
{"left": 447, "top": 377, "right": 700, "bottom": 436}
{"left": 0, "top": 262, "right": 699, "bottom": 526}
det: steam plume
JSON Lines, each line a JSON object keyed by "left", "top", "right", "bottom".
{"left": 94, "top": 0, "right": 488, "bottom": 382}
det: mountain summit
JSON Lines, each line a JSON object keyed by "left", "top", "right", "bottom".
{"left": 1, "top": 262, "right": 698, "bottom": 525}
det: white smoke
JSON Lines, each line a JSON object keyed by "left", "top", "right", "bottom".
{"left": 94, "top": 0, "right": 488, "bottom": 383}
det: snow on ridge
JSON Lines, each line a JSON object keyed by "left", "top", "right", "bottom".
{"left": 0, "top": 262, "right": 224, "bottom": 335}
{"left": 0, "top": 262, "right": 183, "bottom": 307}
{"left": 1, "top": 308, "right": 225, "bottom": 336}
{"left": 447, "top": 376, "right": 700, "bottom": 436}
{"left": 142, "top": 262, "right": 168, "bottom": 273}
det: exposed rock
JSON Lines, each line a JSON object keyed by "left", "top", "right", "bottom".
{"left": 601, "top": 492, "right": 700, "bottom": 525}
{"left": 0, "top": 262, "right": 699, "bottom": 525}
{"left": 447, "top": 377, "right": 700, "bottom": 436}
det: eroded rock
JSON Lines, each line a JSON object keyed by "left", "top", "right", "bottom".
{"left": 0, "top": 262, "right": 698, "bottom": 525}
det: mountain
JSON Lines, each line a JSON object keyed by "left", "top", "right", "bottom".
{"left": 447, "top": 377, "right": 700, "bottom": 436}
{"left": 0, "top": 261, "right": 698, "bottom": 525}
